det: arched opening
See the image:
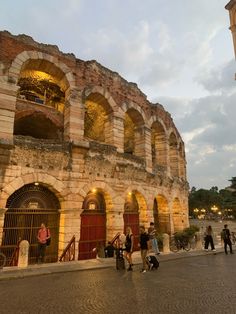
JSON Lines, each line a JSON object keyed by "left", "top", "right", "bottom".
{"left": 124, "top": 108, "right": 145, "bottom": 158}
{"left": 14, "top": 112, "right": 63, "bottom": 140}
{"left": 15, "top": 59, "right": 66, "bottom": 139}
{"left": 169, "top": 132, "right": 179, "bottom": 177}
{"left": 2, "top": 183, "right": 60, "bottom": 265}
{"left": 123, "top": 192, "right": 140, "bottom": 250}
{"left": 84, "top": 93, "right": 113, "bottom": 144}
{"left": 79, "top": 189, "right": 107, "bottom": 260}
{"left": 154, "top": 195, "right": 170, "bottom": 234}
{"left": 172, "top": 198, "right": 183, "bottom": 232}
{"left": 151, "top": 121, "right": 167, "bottom": 172}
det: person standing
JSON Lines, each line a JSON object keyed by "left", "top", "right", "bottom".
{"left": 148, "top": 222, "right": 160, "bottom": 255}
{"left": 124, "top": 226, "right": 134, "bottom": 271}
{"left": 204, "top": 225, "right": 216, "bottom": 252}
{"left": 37, "top": 223, "right": 50, "bottom": 263}
{"left": 221, "top": 224, "right": 233, "bottom": 255}
{"left": 139, "top": 226, "right": 149, "bottom": 273}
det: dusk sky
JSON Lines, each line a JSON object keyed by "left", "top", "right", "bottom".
{"left": 1, "top": 0, "right": 235, "bottom": 190}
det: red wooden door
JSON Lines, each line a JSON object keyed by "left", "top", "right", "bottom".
{"left": 123, "top": 212, "right": 139, "bottom": 250}
{"left": 79, "top": 212, "right": 106, "bottom": 260}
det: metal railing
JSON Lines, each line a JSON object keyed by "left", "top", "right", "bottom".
{"left": 59, "top": 235, "right": 76, "bottom": 262}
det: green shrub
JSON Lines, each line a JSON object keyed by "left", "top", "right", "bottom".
{"left": 174, "top": 225, "right": 199, "bottom": 242}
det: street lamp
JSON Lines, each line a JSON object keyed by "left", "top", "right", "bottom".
{"left": 211, "top": 205, "right": 218, "bottom": 212}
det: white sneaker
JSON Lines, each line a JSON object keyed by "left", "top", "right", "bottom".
{"left": 213, "top": 249, "right": 216, "bottom": 252}
{"left": 204, "top": 249, "right": 208, "bottom": 252}
{"left": 141, "top": 269, "right": 146, "bottom": 273}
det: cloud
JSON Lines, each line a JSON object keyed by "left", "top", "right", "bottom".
{"left": 195, "top": 59, "right": 236, "bottom": 93}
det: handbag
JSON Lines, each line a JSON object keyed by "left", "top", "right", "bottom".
{"left": 46, "top": 228, "right": 51, "bottom": 246}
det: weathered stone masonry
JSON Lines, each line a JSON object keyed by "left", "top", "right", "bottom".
{"left": 0, "top": 30, "right": 189, "bottom": 261}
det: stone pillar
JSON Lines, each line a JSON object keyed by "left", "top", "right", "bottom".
{"left": 64, "top": 88, "right": 84, "bottom": 142}
{"left": 112, "top": 115, "right": 124, "bottom": 153}
{"left": 134, "top": 126, "right": 152, "bottom": 172}
{"left": 18, "top": 240, "right": 29, "bottom": 268}
{"left": 155, "top": 134, "right": 168, "bottom": 168}
{"left": 0, "top": 208, "right": 6, "bottom": 245}
{"left": 195, "top": 232, "right": 203, "bottom": 250}
{"left": 169, "top": 145, "right": 179, "bottom": 177}
{"left": 0, "top": 81, "right": 18, "bottom": 146}
{"left": 58, "top": 208, "right": 82, "bottom": 260}
{"left": 106, "top": 199, "right": 124, "bottom": 241}
{"left": 163, "top": 233, "right": 170, "bottom": 253}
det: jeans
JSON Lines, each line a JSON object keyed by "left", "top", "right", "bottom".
{"left": 37, "top": 243, "right": 47, "bottom": 263}
{"left": 151, "top": 238, "right": 160, "bottom": 254}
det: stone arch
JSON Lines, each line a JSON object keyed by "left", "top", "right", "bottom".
{"left": 123, "top": 107, "right": 146, "bottom": 157}
{"left": 1, "top": 173, "right": 66, "bottom": 208}
{"left": 84, "top": 90, "right": 116, "bottom": 144}
{"left": 123, "top": 187, "right": 148, "bottom": 250}
{"left": 169, "top": 131, "right": 179, "bottom": 177}
{"left": 9, "top": 51, "right": 76, "bottom": 141}
{"left": 83, "top": 86, "right": 120, "bottom": 113}
{"left": 2, "top": 182, "right": 61, "bottom": 264}
{"left": 154, "top": 194, "right": 171, "bottom": 234}
{"left": 79, "top": 182, "right": 115, "bottom": 209}
{"left": 150, "top": 119, "right": 168, "bottom": 172}
{"left": 8, "top": 51, "right": 75, "bottom": 90}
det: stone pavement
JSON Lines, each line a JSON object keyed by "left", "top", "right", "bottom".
{"left": 0, "top": 245, "right": 225, "bottom": 281}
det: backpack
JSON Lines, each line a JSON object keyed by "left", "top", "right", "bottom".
{"left": 221, "top": 229, "right": 229, "bottom": 240}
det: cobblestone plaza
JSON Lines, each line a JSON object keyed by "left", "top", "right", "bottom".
{"left": 0, "top": 253, "right": 235, "bottom": 314}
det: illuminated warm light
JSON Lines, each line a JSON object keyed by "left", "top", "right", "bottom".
{"left": 128, "top": 192, "right": 132, "bottom": 196}
{"left": 92, "top": 188, "right": 97, "bottom": 193}
{"left": 34, "top": 182, "right": 39, "bottom": 186}
{"left": 211, "top": 205, "right": 218, "bottom": 212}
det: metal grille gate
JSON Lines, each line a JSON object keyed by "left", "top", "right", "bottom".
{"left": 1, "top": 184, "right": 60, "bottom": 265}
{"left": 2, "top": 208, "right": 59, "bottom": 265}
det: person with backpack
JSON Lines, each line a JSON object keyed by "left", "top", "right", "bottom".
{"left": 221, "top": 224, "right": 233, "bottom": 255}
{"left": 37, "top": 223, "right": 51, "bottom": 263}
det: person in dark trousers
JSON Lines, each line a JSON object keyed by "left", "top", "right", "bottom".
{"left": 139, "top": 226, "right": 149, "bottom": 273}
{"left": 37, "top": 223, "right": 50, "bottom": 263}
{"left": 221, "top": 224, "right": 233, "bottom": 255}
{"left": 204, "top": 225, "right": 216, "bottom": 252}
{"left": 123, "top": 226, "right": 134, "bottom": 271}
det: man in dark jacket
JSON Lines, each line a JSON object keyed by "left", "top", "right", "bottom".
{"left": 221, "top": 224, "right": 233, "bottom": 255}
{"left": 139, "top": 226, "right": 149, "bottom": 273}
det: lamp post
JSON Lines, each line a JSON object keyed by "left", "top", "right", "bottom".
{"left": 211, "top": 205, "right": 218, "bottom": 220}
{"left": 193, "top": 208, "right": 199, "bottom": 219}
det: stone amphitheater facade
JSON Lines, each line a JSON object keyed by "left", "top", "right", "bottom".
{"left": 0, "top": 31, "right": 189, "bottom": 262}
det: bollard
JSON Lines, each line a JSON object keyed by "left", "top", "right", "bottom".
{"left": 195, "top": 232, "right": 203, "bottom": 250}
{"left": 18, "top": 240, "right": 29, "bottom": 268}
{"left": 163, "top": 233, "right": 170, "bottom": 253}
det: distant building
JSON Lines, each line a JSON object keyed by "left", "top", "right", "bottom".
{"left": 0, "top": 31, "right": 189, "bottom": 264}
